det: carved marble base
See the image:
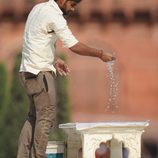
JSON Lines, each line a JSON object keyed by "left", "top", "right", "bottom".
{"left": 59, "top": 121, "right": 149, "bottom": 158}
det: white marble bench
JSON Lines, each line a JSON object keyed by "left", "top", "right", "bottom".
{"left": 59, "top": 121, "right": 149, "bottom": 158}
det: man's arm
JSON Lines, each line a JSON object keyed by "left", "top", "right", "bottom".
{"left": 70, "top": 42, "right": 115, "bottom": 62}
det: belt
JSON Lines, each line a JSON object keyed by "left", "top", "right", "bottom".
{"left": 22, "top": 71, "right": 54, "bottom": 80}
{"left": 23, "top": 72, "right": 37, "bottom": 79}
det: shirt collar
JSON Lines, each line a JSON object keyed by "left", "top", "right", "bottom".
{"left": 48, "top": 0, "right": 63, "bottom": 15}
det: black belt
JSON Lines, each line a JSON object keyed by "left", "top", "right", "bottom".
{"left": 23, "top": 71, "right": 54, "bottom": 80}
{"left": 23, "top": 72, "right": 37, "bottom": 79}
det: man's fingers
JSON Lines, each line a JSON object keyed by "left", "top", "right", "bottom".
{"left": 55, "top": 62, "right": 70, "bottom": 76}
{"left": 58, "top": 69, "right": 66, "bottom": 76}
{"left": 65, "top": 66, "right": 71, "bottom": 73}
{"left": 58, "top": 67, "right": 69, "bottom": 76}
{"left": 58, "top": 71, "right": 63, "bottom": 76}
{"left": 111, "top": 57, "right": 116, "bottom": 60}
{"left": 101, "top": 52, "right": 116, "bottom": 62}
{"left": 108, "top": 56, "right": 116, "bottom": 62}
{"left": 62, "top": 65, "right": 71, "bottom": 74}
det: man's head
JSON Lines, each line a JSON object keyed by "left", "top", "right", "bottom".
{"left": 55, "top": 0, "right": 82, "bottom": 15}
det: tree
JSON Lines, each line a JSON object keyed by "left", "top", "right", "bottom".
{"left": 0, "top": 63, "right": 10, "bottom": 158}
{"left": 0, "top": 53, "right": 29, "bottom": 158}
{"left": 0, "top": 64, "right": 10, "bottom": 127}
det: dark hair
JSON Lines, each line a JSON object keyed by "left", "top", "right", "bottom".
{"left": 72, "top": 0, "right": 82, "bottom": 3}
{"left": 54, "top": 0, "right": 82, "bottom": 3}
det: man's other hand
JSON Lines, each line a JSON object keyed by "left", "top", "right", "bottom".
{"left": 54, "top": 58, "right": 70, "bottom": 76}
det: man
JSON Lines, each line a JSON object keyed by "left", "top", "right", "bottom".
{"left": 17, "top": 0, "right": 115, "bottom": 157}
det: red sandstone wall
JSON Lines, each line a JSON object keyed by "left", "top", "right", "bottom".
{"left": 0, "top": 0, "right": 158, "bottom": 137}
{"left": 65, "top": 23, "right": 158, "bottom": 120}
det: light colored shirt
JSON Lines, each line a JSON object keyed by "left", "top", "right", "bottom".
{"left": 20, "top": 0, "right": 78, "bottom": 74}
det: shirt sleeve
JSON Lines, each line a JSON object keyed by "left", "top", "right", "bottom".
{"left": 48, "top": 13, "right": 78, "bottom": 48}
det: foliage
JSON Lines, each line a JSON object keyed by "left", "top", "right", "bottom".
{"left": 0, "top": 64, "right": 10, "bottom": 127}
{"left": 0, "top": 54, "right": 29, "bottom": 158}
{"left": 0, "top": 64, "right": 10, "bottom": 158}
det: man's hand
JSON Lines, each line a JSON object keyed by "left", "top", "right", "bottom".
{"left": 54, "top": 58, "right": 70, "bottom": 76}
{"left": 70, "top": 42, "right": 116, "bottom": 62}
{"left": 99, "top": 50, "right": 116, "bottom": 62}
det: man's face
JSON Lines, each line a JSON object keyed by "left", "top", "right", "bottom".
{"left": 61, "top": 0, "right": 78, "bottom": 15}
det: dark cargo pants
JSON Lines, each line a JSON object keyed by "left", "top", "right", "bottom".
{"left": 17, "top": 71, "right": 56, "bottom": 158}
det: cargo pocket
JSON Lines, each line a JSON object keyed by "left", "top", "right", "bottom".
{"left": 25, "top": 78, "right": 44, "bottom": 96}
{"left": 33, "top": 90, "right": 50, "bottom": 114}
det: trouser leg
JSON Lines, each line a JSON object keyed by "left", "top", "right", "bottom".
{"left": 17, "top": 72, "right": 56, "bottom": 158}
{"left": 31, "top": 72, "right": 57, "bottom": 158}
{"left": 17, "top": 96, "right": 36, "bottom": 158}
